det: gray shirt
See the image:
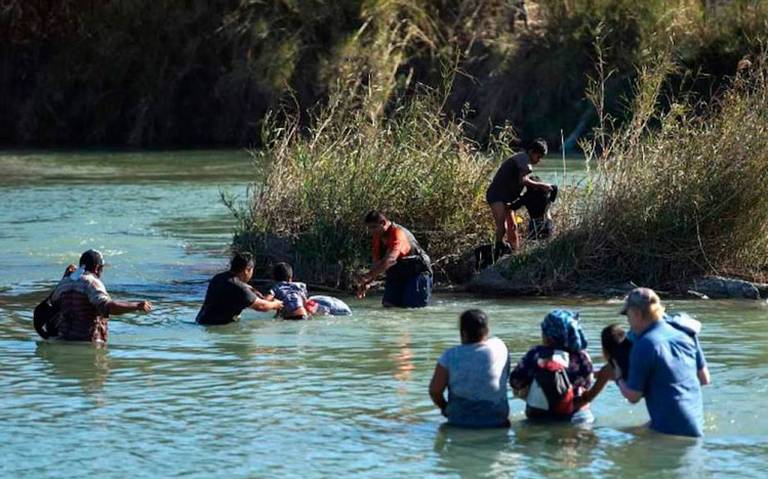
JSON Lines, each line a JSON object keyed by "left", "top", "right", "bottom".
{"left": 438, "top": 337, "right": 511, "bottom": 427}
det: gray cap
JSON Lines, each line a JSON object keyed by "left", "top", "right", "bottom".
{"left": 620, "top": 287, "right": 661, "bottom": 315}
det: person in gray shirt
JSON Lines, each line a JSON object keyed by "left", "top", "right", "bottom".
{"left": 429, "top": 309, "right": 511, "bottom": 428}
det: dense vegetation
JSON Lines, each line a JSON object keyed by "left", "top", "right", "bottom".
{"left": 502, "top": 51, "right": 768, "bottom": 292}
{"left": 3, "top": 1, "right": 766, "bottom": 147}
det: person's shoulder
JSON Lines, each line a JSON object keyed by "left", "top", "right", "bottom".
{"left": 487, "top": 336, "right": 509, "bottom": 352}
{"left": 82, "top": 272, "right": 107, "bottom": 290}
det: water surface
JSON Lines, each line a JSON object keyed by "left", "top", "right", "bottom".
{"left": 0, "top": 151, "right": 766, "bottom": 478}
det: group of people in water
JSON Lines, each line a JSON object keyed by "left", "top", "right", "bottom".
{"left": 32, "top": 140, "right": 709, "bottom": 438}
{"left": 430, "top": 290, "right": 711, "bottom": 438}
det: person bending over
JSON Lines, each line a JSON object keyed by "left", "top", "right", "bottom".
{"left": 356, "top": 210, "right": 432, "bottom": 308}
{"left": 485, "top": 139, "right": 551, "bottom": 255}
{"left": 196, "top": 252, "right": 283, "bottom": 325}
{"left": 263, "top": 262, "right": 311, "bottom": 320}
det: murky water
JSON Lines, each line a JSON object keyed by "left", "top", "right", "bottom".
{"left": 1, "top": 151, "right": 766, "bottom": 478}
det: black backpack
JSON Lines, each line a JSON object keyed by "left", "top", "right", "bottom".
{"left": 33, "top": 294, "right": 59, "bottom": 339}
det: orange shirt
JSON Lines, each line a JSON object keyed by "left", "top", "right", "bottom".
{"left": 372, "top": 225, "right": 412, "bottom": 261}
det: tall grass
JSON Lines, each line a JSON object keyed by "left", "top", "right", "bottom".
{"left": 230, "top": 86, "right": 514, "bottom": 287}
{"left": 504, "top": 50, "right": 768, "bottom": 291}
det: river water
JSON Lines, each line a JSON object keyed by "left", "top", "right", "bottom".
{"left": 0, "top": 151, "right": 766, "bottom": 478}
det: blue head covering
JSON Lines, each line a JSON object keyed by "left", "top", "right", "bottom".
{"left": 540, "top": 309, "right": 588, "bottom": 352}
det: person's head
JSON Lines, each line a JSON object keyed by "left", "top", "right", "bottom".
{"left": 230, "top": 251, "right": 255, "bottom": 283}
{"left": 601, "top": 323, "right": 632, "bottom": 379}
{"left": 364, "top": 210, "right": 391, "bottom": 235}
{"left": 526, "top": 138, "right": 548, "bottom": 165}
{"left": 540, "top": 309, "right": 588, "bottom": 352}
{"left": 459, "top": 309, "right": 489, "bottom": 344}
{"left": 272, "top": 262, "right": 293, "bottom": 282}
{"left": 79, "top": 249, "right": 105, "bottom": 277}
{"left": 620, "top": 287, "right": 664, "bottom": 335}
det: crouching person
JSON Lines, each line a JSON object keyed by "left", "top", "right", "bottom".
{"left": 429, "top": 310, "right": 511, "bottom": 428}
{"left": 51, "top": 249, "right": 152, "bottom": 344}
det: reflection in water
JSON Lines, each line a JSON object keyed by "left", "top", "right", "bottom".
{"left": 604, "top": 427, "right": 706, "bottom": 477}
{"left": 434, "top": 424, "right": 516, "bottom": 478}
{"left": 510, "top": 421, "right": 600, "bottom": 475}
{"left": 35, "top": 341, "right": 111, "bottom": 394}
{"left": 392, "top": 332, "right": 415, "bottom": 384}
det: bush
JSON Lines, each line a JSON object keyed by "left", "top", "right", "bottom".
{"left": 229, "top": 87, "right": 515, "bottom": 287}
{"left": 504, "top": 51, "right": 768, "bottom": 291}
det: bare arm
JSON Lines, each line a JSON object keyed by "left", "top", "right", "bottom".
{"left": 522, "top": 176, "right": 552, "bottom": 192}
{"left": 698, "top": 366, "right": 711, "bottom": 386}
{"left": 249, "top": 298, "right": 283, "bottom": 312}
{"left": 429, "top": 363, "right": 449, "bottom": 416}
{"left": 356, "top": 249, "right": 400, "bottom": 297}
{"left": 617, "top": 378, "right": 643, "bottom": 403}
{"left": 108, "top": 300, "right": 152, "bottom": 316}
{"left": 576, "top": 364, "right": 613, "bottom": 406}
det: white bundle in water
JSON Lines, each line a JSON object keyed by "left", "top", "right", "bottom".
{"left": 308, "top": 295, "right": 352, "bottom": 316}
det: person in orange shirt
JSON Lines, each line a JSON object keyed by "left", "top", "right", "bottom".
{"left": 356, "top": 211, "right": 432, "bottom": 308}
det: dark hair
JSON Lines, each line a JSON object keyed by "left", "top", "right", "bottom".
{"left": 364, "top": 210, "right": 386, "bottom": 224}
{"left": 601, "top": 324, "right": 632, "bottom": 379}
{"left": 526, "top": 138, "right": 548, "bottom": 156}
{"left": 460, "top": 309, "right": 489, "bottom": 343}
{"left": 272, "top": 262, "right": 293, "bottom": 282}
{"left": 79, "top": 249, "right": 104, "bottom": 273}
{"left": 230, "top": 252, "right": 254, "bottom": 273}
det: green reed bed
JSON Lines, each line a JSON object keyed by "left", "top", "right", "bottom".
{"left": 504, "top": 53, "right": 768, "bottom": 291}
{"left": 231, "top": 92, "right": 513, "bottom": 287}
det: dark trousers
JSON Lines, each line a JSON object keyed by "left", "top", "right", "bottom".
{"left": 383, "top": 272, "right": 432, "bottom": 308}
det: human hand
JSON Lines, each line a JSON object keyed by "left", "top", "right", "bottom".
{"left": 272, "top": 299, "right": 284, "bottom": 311}
{"left": 136, "top": 300, "right": 153, "bottom": 313}
{"left": 355, "top": 281, "right": 370, "bottom": 299}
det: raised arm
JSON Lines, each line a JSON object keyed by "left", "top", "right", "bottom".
{"left": 108, "top": 300, "right": 152, "bottom": 316}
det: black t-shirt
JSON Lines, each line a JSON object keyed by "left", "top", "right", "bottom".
{"left": 486, "top": 152, "right": 533, "bottom": 203}
{"left": 195, "top": 271, "right": 259, "bottom": 325}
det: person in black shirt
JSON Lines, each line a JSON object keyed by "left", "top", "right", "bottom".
{"left": 485, "top": 139, "right": 551, "bottom": 254}
{"left": 195, "top": 252, "right": 282, "bottom": 325}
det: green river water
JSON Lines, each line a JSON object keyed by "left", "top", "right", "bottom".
{"left": 0, "top": 151, "right": 766, "bottom": 478}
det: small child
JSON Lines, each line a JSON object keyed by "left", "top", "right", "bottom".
{"left": 576, "top": 324, "right": 633, "bottom": 406}
{"left": 509, "top": 309, "right": 594, "bottom": 424}
{"left": 264, "top": 262, "right": 310, "bottom": 320}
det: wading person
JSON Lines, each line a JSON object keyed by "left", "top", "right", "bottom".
{"left": 429, "top": 309, "right": 510, "bottom": 428}
{"left": 509, "top": 309, "right": 595, "bottom": 424}
{"left": 616, "top": 288, "right": 711, "bottom": 437}
{"left": 485, "top": 139, "right": 551, "bottom": 256}
{"left": 50, "top": 249, "right": 153, "bottom": 343}
{"left": 356, "top": 210, "right": 432, "bottom": 308}
{"left": 196, "top": 252, "right": 283, "bottom": 325}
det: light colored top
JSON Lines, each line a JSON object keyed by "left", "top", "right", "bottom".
{"left": 438, "top": 337, "right": 510, "bottom": 427}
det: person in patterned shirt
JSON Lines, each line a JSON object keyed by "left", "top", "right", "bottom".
{"left": 509, "top": 309, "right": 595, "bottom": 424}
{"left": 51, "top": 249, "right": 152, "bottom": 343}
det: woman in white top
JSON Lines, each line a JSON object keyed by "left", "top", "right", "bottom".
{"left": 429, "top": 309, "right": 511, "bottom": 427}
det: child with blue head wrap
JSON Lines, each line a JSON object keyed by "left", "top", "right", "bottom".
{"left": 540, "top": 309, "right": 588, "bottom": 352}
{"left": 509, "top": 308, "right": 595, "bottom": 424}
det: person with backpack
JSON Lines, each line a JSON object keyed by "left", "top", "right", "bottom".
{"left": 43, "top": 249, "right": 153, "bottom": 343}
{"left": 509, "top": 309, "right": 595, "bottom": 424}
{"left": 616, "top": 288, "right": 711, "bottom": 437}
